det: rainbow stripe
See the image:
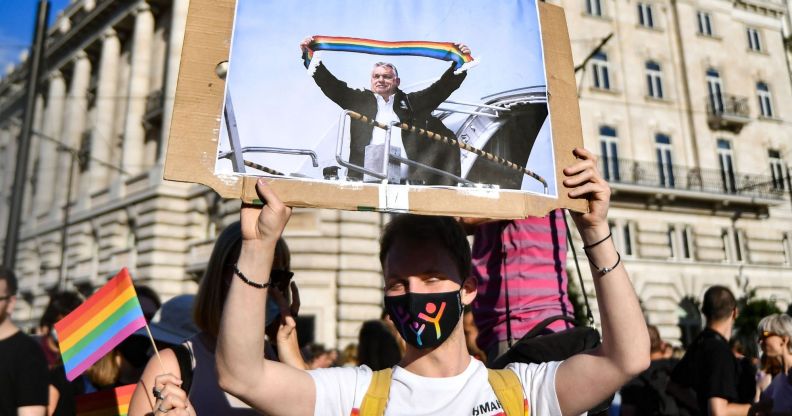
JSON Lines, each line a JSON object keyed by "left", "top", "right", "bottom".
{"left": 303, "top": 36, "right": 474, "bottom": 69}
{"left": 75, "top": 384, "right": 136, "bottom": 416}
{"left": 55, "top": 269, "right": 146, "bottom": 381}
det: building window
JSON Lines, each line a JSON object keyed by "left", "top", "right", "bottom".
{"left": 722, "top": 228, "right": 731, "bottom": 261}
{"left": 613, "top": 221, "right": 635, "bottom": 257}
{"left": 747, "top": 27, "right": 762, "bottom": 52}
{"left": 769, "top": 149, "right": 785, "bottom": 191}
{"left": 681, "top": 226, "right": 694, "bottom": 260}
{"left": 592, "top": 52, "right": 611, "bottom": 90}
{"left": 723, "top": 228, "right": 747, "bottom": 263}
{"left": 637, "top": 3, "right": 655, "bottom": 28}
{"left": 757, "top": 82, "right": 774, "bottom": 118}
{"left": 646, "top": 61, "right": 664, "bottom": 99}
{"left": 706, "top": 68, "right": 724, "bottom": 114}
{"left": 586, "top": 0, "right": 603, "bottom": 17}
{"left": 599, "top": 125, "right": 620, "bottom": 181}
{"left": 717, "top": 139, "right": 736, "bottom": 193}
{"left": 734, "top": 229, "right": 746, "bottom": 263}
{"left": 668, "top": 225, "right": 678, "bottom": 259}
{"left": 697, "top": 11, "right": 713, "bottom": 36}
{"left": 669, "top": 225, "right": 695, "bottom": 260}
{"left": 655, "top": 134, "right": 674, "bottom": 187}
{"left": 783, "top": 233, "right": 792, "bottom": 265}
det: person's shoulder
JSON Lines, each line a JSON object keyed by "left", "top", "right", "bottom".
{"left": 8, "top": 331, "right": 46, "bottom": 356}
{"left": 309, "top": 364, "right": 373, "bottom": 381}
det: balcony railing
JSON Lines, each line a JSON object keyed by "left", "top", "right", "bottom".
{"left": 706, "top": 93, "right": 750, "bottom": 132}
{"left": 600, "top": 157, "right": 786, "bottom": 201}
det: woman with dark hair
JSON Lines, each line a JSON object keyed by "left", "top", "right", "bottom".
{"left": 357, "top": 319, "right": 402, "bottom": 371}
{"left": 129, "top": 222, "right": 304, "bottom": 415}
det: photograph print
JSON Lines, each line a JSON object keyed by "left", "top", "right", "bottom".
{"left": 216, "top": 0, "right": 557, "bottom": 197}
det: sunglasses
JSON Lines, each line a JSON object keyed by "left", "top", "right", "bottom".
{"left": 759, "top": 331, "right": 779, "bottom": 341}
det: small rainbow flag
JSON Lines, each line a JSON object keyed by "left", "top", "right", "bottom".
{"left": 75, "top": 384, "right": 136, "bottom": 416}
{"left": 302, "top": 36, "right": 474, "bottom": 70}
{"left": 55, "top": 268, "right": 146, "bottom": 381}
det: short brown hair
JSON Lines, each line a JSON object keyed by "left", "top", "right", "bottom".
{"left": 379, "top": 214, "right": 471, "bottom": 280}
{"left": 193, "top": 222, "right": 291, "bottom": 340}
{"left": 0, "top": 266, "right": 18, "bottom": 296}
{"left": 701, "top": 285, "right": 736, "bottom": 322}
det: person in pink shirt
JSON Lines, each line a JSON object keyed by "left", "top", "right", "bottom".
{"left": 462, "top": 210, "right": 575, "bottom": 364}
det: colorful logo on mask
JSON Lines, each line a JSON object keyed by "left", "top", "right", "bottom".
{"left": 384, "top": 291, "right": 461, "bottom": 349}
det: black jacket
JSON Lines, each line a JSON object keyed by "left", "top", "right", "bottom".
{"left": 312, "top": 62, "right": 466, "bottom": 185}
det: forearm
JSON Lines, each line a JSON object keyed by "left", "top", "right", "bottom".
{"left": 582, "top": 224, "right": 649, "bottom": 377}
{"left": 216, "top": 240, "right": 275, "bottom": 395}
{"left": 16, "top": 406, "right": 45, "bottom": 416}
{"left": 277, "top": 334, "right": 308, "bottom": 370}
{"left": 708, "top": 398, "right": 750, "bottom": 416}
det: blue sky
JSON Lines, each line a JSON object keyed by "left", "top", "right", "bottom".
{"left": 218, "top": 0, "right": 557, "bottom": 196}
{"left": 0, "top": 0, "right": 71, "bottom": 73}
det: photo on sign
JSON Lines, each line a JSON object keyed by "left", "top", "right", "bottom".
{"left": 215, "top": 0, "right": 557, "bottom": 197}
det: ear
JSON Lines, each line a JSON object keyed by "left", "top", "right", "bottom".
{"left": 394, "top": 77, "right": 401, "bottom": 88}
{"left": 5, "top": 295, "right": 16, "bottom": 315}
{"left": 460, "top": 276, "right": 477, "bottom": 306}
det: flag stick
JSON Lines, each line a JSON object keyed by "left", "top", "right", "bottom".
{"left": 143, "top": 323, "right": 166, "bottom": 372}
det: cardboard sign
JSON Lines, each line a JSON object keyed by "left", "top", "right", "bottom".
{"left": 164, "top": 0, "right": 587, "bottom": 218}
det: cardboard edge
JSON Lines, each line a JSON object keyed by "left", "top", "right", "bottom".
{"left": 164, "top": 0, "right": 589, "bottom": 218}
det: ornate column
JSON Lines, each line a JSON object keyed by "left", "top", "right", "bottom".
{"left": 36, "top": 71, "right": 66, "bottom": 214}
{"left": 158, "top": 0, "right": 189, "bottom": 165}
{"left": 54, "top": 52, "right": 91, "bottom": 213}
{"left": 87, "top": 29, "right": 121, "bottom": 194}
{"left": 121, "top": 2, "right": 154, "bottom": 176}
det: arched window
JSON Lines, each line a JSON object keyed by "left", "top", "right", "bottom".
{"left": 706, "top": 69, "right": 723, "bottom": 114}
{"left": 757, "top": 81, "right": 773, "bottom": 117}
{"left": 646, "top": 61, "right": 663, "bottom": 99}
{"left": 599, "top": 126, "right": 620, "bottom": 180}
{"left": 655, "top": 133, "right": 674, "bottom": 186}
{"left": 592, "top": 52, "right": 611, "bottom": 90}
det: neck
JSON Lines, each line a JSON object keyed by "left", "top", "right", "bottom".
{"left": 398, "top": 324, "right": 470, "bottom": 377}
{"left": 0, "top": 318, "right": 19, "bottom": 341}
{"left": 379, "top": 93, "right": 393, "bottom": 102}
{"left": 707, "top": 319, "right": 733, "bottom": 341}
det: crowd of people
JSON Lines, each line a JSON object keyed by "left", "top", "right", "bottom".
{"left": 0, "top": 147, "right": 789, "bottom": 415}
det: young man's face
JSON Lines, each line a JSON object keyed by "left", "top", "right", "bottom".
{"left": 370, "top": 65, "right": 400, "bottom": 98}
{"left": 383, "top": 239, "right": 463, "bottom": 296}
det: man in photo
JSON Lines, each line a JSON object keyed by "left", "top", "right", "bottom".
{"left": 300, "top": 37, "right": 469, "bottom": 186}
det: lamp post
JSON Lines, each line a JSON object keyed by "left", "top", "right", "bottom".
{"left": 3, "top": 0, "right": 50, "bottom": 269}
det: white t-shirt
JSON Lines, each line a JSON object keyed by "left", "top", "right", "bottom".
{"left": 371, "top": 94, "right": 408, "bottom": 179}
{"left": 309, "top": 357, "right": 562, "bottom": 415}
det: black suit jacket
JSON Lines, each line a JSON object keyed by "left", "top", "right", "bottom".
{"left": 312, "top": 62, "right": 466, "bottom": 185}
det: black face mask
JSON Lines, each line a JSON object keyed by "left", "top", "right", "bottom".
{"left": 384, "top": 290, "right": 463, "bottom": 349}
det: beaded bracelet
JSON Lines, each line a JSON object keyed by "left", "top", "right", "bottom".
{"left": 589, "top": 252, "right": 621, "bottom": 275}
{"left": 232, "top": 263, "right": 271, "bottom": 289}
{"left": 582, "top": 231, "right": 612, "bottom": 250}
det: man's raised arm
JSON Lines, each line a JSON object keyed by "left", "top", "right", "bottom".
{"left": 216, "top": 180, "right": 315, "bottom": 416}
{"left": 554, "top": 148, "right": 650, "bottom": 415}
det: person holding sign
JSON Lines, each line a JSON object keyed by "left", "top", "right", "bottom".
{"left": 154, "top": 147, "right": 648, "bottom": 416}
{"left": 300, "top": 37, "right": 470, "bottom": 186}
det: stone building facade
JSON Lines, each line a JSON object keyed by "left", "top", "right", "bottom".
{"left": 552, "top": 0, "right": 792, "bottom": 343}
{"left": 1, "top": 0, "right": 791, "bottom": 348}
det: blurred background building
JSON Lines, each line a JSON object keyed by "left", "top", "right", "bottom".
{"left": 0, "top": 0, "right": 790, "bottom": 349}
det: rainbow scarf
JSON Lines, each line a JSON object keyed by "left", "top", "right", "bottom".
{"left": 54, "top": 268, "right": 146, "bottom": 381}
{"left": 302, "top": 36, "right": 474, "bottom": 70}
{"left": 75, "top": 384, "right": 136, "bottom": 416}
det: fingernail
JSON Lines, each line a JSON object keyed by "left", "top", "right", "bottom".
{"left": 258, "top": 178, "right": 266, "bottom": 185}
